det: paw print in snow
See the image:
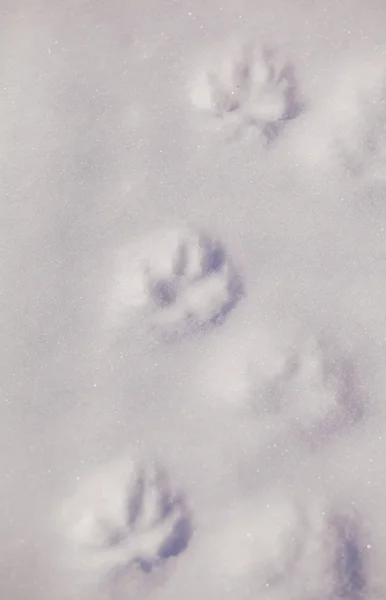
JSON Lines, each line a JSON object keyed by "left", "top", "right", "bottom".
{"left": 107, "top": 225, "right": 244, "bottom": 338}
{"left": 123, "top": 463, "right": 191, "bottom": 572}
{"left": 199, "top": 320, "right": 361, "bottom": 443}
{"left": 58, "top": 457, "right": 192, "bottom": 582}
{"left": 190, "top": 41, "right": 301, "bottom": 140}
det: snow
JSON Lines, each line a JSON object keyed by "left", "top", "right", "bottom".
{"left": 3, "top": 1, "right": 386, "bottom": 599}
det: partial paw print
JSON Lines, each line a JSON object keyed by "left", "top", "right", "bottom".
{"left": 294, "top": 54, "right": 386, "bottom": 178}
{"left": 57, "top": 456, "right": 192, "bottom": 584}
{"left": 189, "top": 40, "right": 302, "bottom": 142}
{"left": 122, "top": 463, "right": 191, "bottom": 573}
{"left": 256, "top": 335, "right": 359, "bottom": 436}
{"left": 106, "top": 225, "right": 244, "bottom": 339}
{"left": 198, "top": 317, "right": 362, "bottom": 445}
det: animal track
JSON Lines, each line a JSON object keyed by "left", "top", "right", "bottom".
{"left": 58, "top": 457, "right": 192, "bottom": 582}
{"left": 106, "top": 225, "right": 244, "bottom": 338}
{"left": 189, "top": 41, "right": 301, "bottom": 140}
{"left": 199, "top": 319, "right": 361, "bottom": 445}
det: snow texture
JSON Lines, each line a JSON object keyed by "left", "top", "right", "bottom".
{"left": 3, "top": 1, "right": 386, "bottom": 600}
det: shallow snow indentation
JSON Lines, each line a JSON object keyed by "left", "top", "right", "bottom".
{"left": 57, "top": 455, "right": 192, "bottom": 585}
{"left": 189, "top": 40, "right": 301, "bottom": 141}
{"left": 105, "top": 225, "right": 244, "bottom": 338}
{"left": 198, "top": 317, "right": 361, "bottom": 443}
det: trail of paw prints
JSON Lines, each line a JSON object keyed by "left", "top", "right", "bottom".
{"left": 56, "top": 455, "right": 192, "bottom": 592}
{"left": 188, "top": 39, "right": 302, "bottom": 143}
{"left": 104, "top": 225, "right": 244, "bottom": 341}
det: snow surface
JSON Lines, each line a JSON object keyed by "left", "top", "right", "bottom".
{"left": 3, "top": 0, "right": 386, "bottom": 599}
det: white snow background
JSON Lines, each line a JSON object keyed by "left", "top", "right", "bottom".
{"left": 3, "top": 0, "right": 386, "bottom": 598}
